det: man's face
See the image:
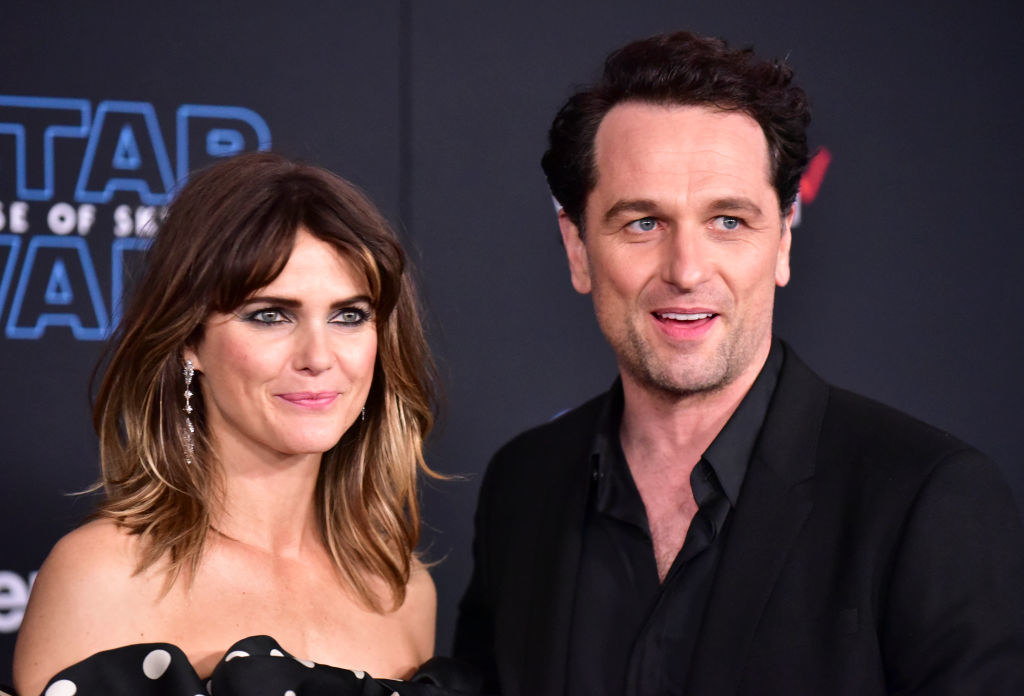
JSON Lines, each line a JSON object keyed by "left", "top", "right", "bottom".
{"left": 560, "top": 102, "right": 793, "bottom": 398}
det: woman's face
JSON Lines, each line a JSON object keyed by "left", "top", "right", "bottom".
{"left": 185, "top": 229, "right": 377, "bottom": 462}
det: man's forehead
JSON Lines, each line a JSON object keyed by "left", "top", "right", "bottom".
{"left": 588, "top": 102, "right": 775, "bottom": 209}
{"left": 595, "top": 102, "right": 769, "bottom": 163}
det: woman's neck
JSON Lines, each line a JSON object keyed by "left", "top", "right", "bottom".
{"left": 207, "top": 437, "right": 324, "bottom": 557}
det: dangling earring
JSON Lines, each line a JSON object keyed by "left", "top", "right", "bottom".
{"left": 183, "top": 359, "right": 195, "bottom": 464}
{"left": 360, "top": 406, "right": 366, "bottom": 423}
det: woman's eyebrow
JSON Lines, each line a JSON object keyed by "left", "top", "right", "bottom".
{"left": 240, "top": 295, "right": 301, "bottom": 308}
{"left": 242, "top": 294, "right": 374, "bottom": 308}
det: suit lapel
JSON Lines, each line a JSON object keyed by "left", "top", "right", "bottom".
{"left": 688, "top": 346, "right": 828, "bottom": 695}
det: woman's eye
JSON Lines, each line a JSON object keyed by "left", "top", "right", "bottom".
{"left": 333, "top": 308, "right": 370, "bottom": 325}
{"left": 248, "top": 309, "right": 286, "bottom": 324}
{"left": 626, "top": 217, "right": 659, "bottom": 233}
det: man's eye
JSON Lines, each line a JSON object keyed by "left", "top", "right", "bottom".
{"left": 714, "top": 216, "right": 742, "bottom": 231}
{"left": 626, "top": 217, "right": 658, "bottom": 233}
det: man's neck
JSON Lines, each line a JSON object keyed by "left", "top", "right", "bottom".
{"left": 617, "top": 344, "right": 772, "bottom": 580}
{"left": 618, "top": 345, "right": 770, "bottom": 477}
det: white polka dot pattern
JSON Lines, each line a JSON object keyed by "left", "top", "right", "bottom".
{"left": 34, "top": 635, "right": 436, "bottom": 696}
{"left": 44, "top": 680, "right": 77, "bottom": 696}
{"left": 142, "top": 649, "right": 172, "bottom": 680}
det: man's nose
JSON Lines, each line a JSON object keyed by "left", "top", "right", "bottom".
{"left": 661, "top": 226, "right": 713, "bottom": 291}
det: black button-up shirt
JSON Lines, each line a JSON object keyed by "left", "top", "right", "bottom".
{"left": 566, "top": 343, "right": 783, "bottom": 695}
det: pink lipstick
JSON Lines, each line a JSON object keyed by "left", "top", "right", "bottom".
{"left": 277, "top": 392, "right": 339, "bottom": 409}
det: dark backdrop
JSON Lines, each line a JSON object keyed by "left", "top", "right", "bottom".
{"left": 2, "top": 0, "right": 1022, "bottom": 683}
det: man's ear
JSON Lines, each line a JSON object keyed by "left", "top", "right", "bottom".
{"left": 775, "top": 205, "right": 795, "bottom": 288}
{"left": 558, "top": 209, "right": 592, "bottom": 294}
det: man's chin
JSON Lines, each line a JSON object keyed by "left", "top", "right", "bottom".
{"left": 626, "top": 358, "right": 732, "bottom": 399}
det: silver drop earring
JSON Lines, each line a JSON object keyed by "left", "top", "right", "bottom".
{"left": 183, "top": 359, "right": 195, "bottom": 464}
{"left": 360, "top": 406, "right": 366, "bottom": 423}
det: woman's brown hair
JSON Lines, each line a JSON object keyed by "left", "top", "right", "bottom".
{"left": 93, "top": 151, "right": 436, "bottom": 611}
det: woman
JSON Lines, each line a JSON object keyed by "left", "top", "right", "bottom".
{"left": 12, "top": 152, "right": 452, "bottom": 696}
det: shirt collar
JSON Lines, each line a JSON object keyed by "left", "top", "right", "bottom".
{"left": 704, "top": 339, "right": 782, "bottom": 505}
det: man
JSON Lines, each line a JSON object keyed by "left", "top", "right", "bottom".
{"left": 453, "top": 30, "right": 1024, "bottom": 695}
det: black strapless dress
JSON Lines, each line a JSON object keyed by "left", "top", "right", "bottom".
{"left": 30, "top": 635, "right": 480, "bottom": 696}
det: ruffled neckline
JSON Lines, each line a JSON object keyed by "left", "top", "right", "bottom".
{"left": 38, "top": 635, "right": 473, "bottom": 696}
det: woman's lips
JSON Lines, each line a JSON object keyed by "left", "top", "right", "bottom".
{"left": 276, "top": 392, "right": 339, "bottom": 408}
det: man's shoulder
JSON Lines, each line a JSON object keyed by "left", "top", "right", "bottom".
{"left": 482, "top": 388, "right": 610, "bottom": 488}
{"left": 780, "top": 343, "right": 977, "bottom": 457}
{"left": 495, "top": 390, "right": 607, "bottom": 457}
{"left": 816, "top": 383, "right": 981, "bottom": 474}
{"left": 777, "top": 346, "right": 990, "bottom": 493}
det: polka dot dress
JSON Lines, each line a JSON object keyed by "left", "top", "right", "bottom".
{"left": 37, "top": 635, "right": 477, "bottom": 696}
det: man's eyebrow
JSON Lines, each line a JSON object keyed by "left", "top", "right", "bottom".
{"left": 602, "top": 199, "right": 661, "bottom": 223}
{"left": 707, "top": 197, "right": 764, "bottom": 217}
{"left": 602, "top": 197, "right": 767, "bottom": 223}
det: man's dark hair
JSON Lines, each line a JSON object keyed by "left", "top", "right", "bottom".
{"left": 541, "top": 30, "right": 811, "bottom": 229}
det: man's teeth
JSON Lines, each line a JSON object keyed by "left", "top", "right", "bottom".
{"left": 658, "top": 312, "right": 714, "bottom": 321}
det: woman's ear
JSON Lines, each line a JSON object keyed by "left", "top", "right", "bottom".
{"left": 182, "top": 346, "right": 201, "bottom": 372}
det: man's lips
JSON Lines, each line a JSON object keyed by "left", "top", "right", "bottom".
{"left": 654, "top": 310, "right": 717, "bottom": 321}
{"left": 276, "top": 392, "right": 339, "bottom": 408}
{"left": 651, "top": 309, "right": 718, "bottom": 338}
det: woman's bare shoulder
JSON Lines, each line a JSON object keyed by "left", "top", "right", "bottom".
{"left": 398, "top": 558, "right": 437, "bottom": 659}
{"left": 54, "top": 517, "right": 137, "bottom": 561}
{"left": 12, "top": 519, "right": 159, "bottom": 696}
{"left": 35, "top": 519, "right": 143, "bottom": 595}
{"left": 406, "top": 558, "right": 437, "bottom": 604}
{"left": 30, "top": 518, "right": 141, "bottom": 601}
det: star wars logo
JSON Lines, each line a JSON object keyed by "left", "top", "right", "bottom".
{"left": 0, "top": 95, "right": 271, "bottom": 341}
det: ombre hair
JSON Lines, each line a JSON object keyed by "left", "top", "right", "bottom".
{"left": 93, "top": 151, "right": 436, "bottom": 611}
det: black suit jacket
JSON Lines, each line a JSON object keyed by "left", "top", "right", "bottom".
{"left": 453, "top": 344, "right": 1024, "bottom": 695}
